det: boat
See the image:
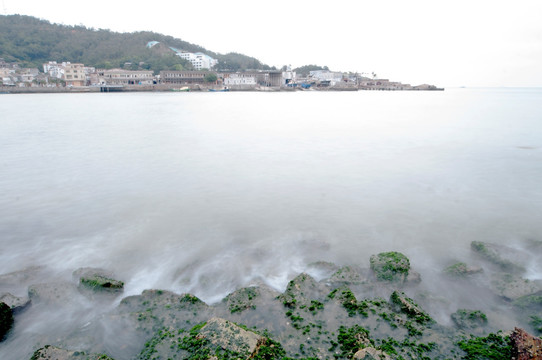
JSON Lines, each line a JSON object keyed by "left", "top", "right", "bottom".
{"left": 208, "top": 87, "right": 229, "bottom": 92}
{"left": 172, "top": 87, "right": 190, "bottom": 92}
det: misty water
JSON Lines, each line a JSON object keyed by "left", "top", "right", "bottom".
{"left": 1, "top": 88, "right": 542, "bottom": 358}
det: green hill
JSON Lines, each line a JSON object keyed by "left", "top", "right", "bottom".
{"left": 0, "top": 14, "right": 274, "bottom": 73}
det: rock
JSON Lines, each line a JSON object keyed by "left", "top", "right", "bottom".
{"left": 73, "top": 268, "right": 124, "bottom": 292}
{"left": 490, "top": 273, "right": 542, "bottom": 300}
{"left": 443, "top": 262, "right": 483, "bottom": 278}
{"left": 0, "top": 302, "right": 13, "bottom": 341}
{"left": 277, "top": 273, "right": 327, "bottom": 308}
{"left": 471, "top": 241, "right": 525, "bottom": 274}
{"left": 28, "top": 282, "right": 82, "bottom": 305}
{"left": 369, "top": 252, "right": 410, "bottom": 283}
{"left": 389, "top": 291, "right": 433, "bottom": 325}
{"left": 451, "top": 309, "right": 488, "bottom": 329}
{"left": 510, "top": 327, "right": 542, "bottom": 360}
{"left": 0, "top": 293, "right": 31, "bottom": 313}
{"left": 513, "top": 291, "right": 542, "bottom": 310}
{"left": 199, "top": 317, "right": 265, "bottom": 356}
{"left": 222, "top": 286, "right": 259, "bottom": 314}
{"left": 329, "top": 266, "right": 368, "bottom": 285}
{"left": 353, "top": 347, "right": 392, "bottom": 360}
{"left": 0, "top": 266, "right": 43, "bottom": 286}
{"left": 406, "top": 270, "right": 422, "bottom": 284}
{"left": 29, "top": 345, "right": 114, "bottom": 359}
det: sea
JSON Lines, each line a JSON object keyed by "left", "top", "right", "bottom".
{"left": 0, "top": 88, "right": 541, "bottom": 357}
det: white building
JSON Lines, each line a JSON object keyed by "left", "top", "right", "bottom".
{"left": 170, "top": 47, "right": 218, "bottom": 70}
{"left": 43, "top": 61, "right": 65, "bottom": 79}
{"left": 309, "top": 70, "right": 344, "bottom": 85}
{"left": 223, "top": 73, "right": 257, "bottom": 86}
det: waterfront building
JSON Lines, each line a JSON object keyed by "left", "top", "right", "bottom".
{"left": 94, "top": 69, "right": 154, "bottom": 85}
{"left": 160, "top": 70, "right": 215, "bottom": 85}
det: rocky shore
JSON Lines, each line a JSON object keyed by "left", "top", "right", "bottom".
{"left": 1, "top": 240, "right": 542, "bottom": 359}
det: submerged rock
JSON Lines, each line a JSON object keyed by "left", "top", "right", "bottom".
{"left": 0, "top": 302, "right": 13, "bottom": 341}
{"left": 0, "top": 292, "right": 31, "bottom": 313}
{"left": 329, "top": 266, "right": 369, "bottom": 285}
{"left": 29, "top": 345, "right": 114, "bottom": 360}
{"left": 369, "top": 252, "right": 410, "bottom": 283}
{"left": 443, "top": 262, "right": 483, "bottom": 278}
{"left": 490, "top": 273, "right": 542, "bottom": 300}
{"left": 451, "top": 309, "right": 488, "bottom": 330}
{"left": 27, "top": 282, "right": 82, "bottom": 305}
{"left": 510, "top": 327, "right": 542, "bottom": 360}
{"left": 471, "top": 241, "right": 525, "bottom": 274}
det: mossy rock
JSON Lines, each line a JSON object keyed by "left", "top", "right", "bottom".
{"left": 29, "top": 345, "right": 115, "bottom": 359}
{"left": 329, "top": 266, "right": 368, "bottom": 285}
{"left": 490, "top": 273, "right": 541, "bottom": 300}
{"left": 0, "top": 302, "right": 13, "bottom": 341}
{"left": 389, "top": 291, "right": 434, "bottom": 325}
{"left": 443, "top": 262, "right": 483, "bottom": 278}
{"left": 513, "top": 292, "right": 542, "bottom": 310}
{"left": 470, "top": 241, "right": 525, "bottom": 274}
{"left": 457, "top": 332, "right": 512, "bottom": 360}
{"left": 222, "top": 286, "right": 260, "bottom": 314}
{"left": 451, "top": 309, "right": 488, "bottom": 329}
{"left": 369, "top": 252, "right": 410, "bottom": 282}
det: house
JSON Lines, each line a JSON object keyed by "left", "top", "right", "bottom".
{"left": 94, "top": 69, "right": 154, "bottom": 85}
{"left": 223, "top": 72, "right": 257, "bottom": 86}
{"left": 63, "top": 63, "right": 86, "bottom": 86}
{"left": 169, "top": 48, "right": 218, "bottom": 70}
{"left": 160, "top": 70, "right": 215, "bottom": 85}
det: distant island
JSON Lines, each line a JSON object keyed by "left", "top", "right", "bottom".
{"left": 0, "top": 15, "right": 443, "bottom": 92}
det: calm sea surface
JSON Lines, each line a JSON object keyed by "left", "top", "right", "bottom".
{"left": 1, "top": 88, "right": 542, "bottom": 356}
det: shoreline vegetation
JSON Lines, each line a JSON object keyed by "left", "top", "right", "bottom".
{"left": 1, "top": 241, "right": 542, "bottom": 359}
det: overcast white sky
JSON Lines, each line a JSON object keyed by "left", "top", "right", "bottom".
{"left": 4, "top": 0, "right": 542, "bottom": 87}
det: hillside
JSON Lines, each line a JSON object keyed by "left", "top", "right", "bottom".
{"left": 0, "top": 15, "right": 274, "bottom": 73}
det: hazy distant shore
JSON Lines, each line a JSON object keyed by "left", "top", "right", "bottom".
{"left": 0, "top": 84, "right": 444, "bottom": 94}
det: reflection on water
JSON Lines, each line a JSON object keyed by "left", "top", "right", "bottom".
{"left": 1, "top": 88, "right": 542, "bottom": 358}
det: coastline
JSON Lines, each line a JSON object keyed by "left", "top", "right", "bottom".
{"left": 2, "top": 242, "right": 541, "bottom": 359}
{"left": 0, "top": 84, "right": 445, "bottom": 94}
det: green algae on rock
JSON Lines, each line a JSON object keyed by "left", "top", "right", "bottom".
{"left": 443, "top": 262, "right": 483, "bottom": 278}
{"left": 470, "top": 241, "right": 525, "bottom": 274}
{"left": 30, "top": 345, "right": 114, "bottom": 360}
{"left": 451, "top": 309, "right": 488, "bottom": 329}
{"left": 369, "top": 252, "right": 410, "bottom": 283}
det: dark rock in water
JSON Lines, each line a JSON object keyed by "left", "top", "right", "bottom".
{"left": 0, "top": 302, "right": 13, "bottom": 341}
{"left": 73, "top": 268, "right": 124, "bottom": 292}
{"left": 451, "top": 309, "right": 488, "bottom": 330}
{"left": 489, "top": 273, "right": 542, "bottom": 300}
{"left": 29, "top": 345, "right": 114, "bottom": 359}
{"left": 510, "top": 327, "right": 542, "bottom": 360}
{"left": 0, "top": 293, "right": 31, "bottom": 313}
{"left": 369, "top": 252, "right": 410, "bottom": 283}
{"left": 471, "top": 241, "right": 526, "bottom": 274}
{"left": 443, "top": 262, "right": 483, "bottom": 278}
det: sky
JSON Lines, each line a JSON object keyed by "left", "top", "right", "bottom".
{"left": 3, "top": 0, "right": 542, "bottom": 87}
